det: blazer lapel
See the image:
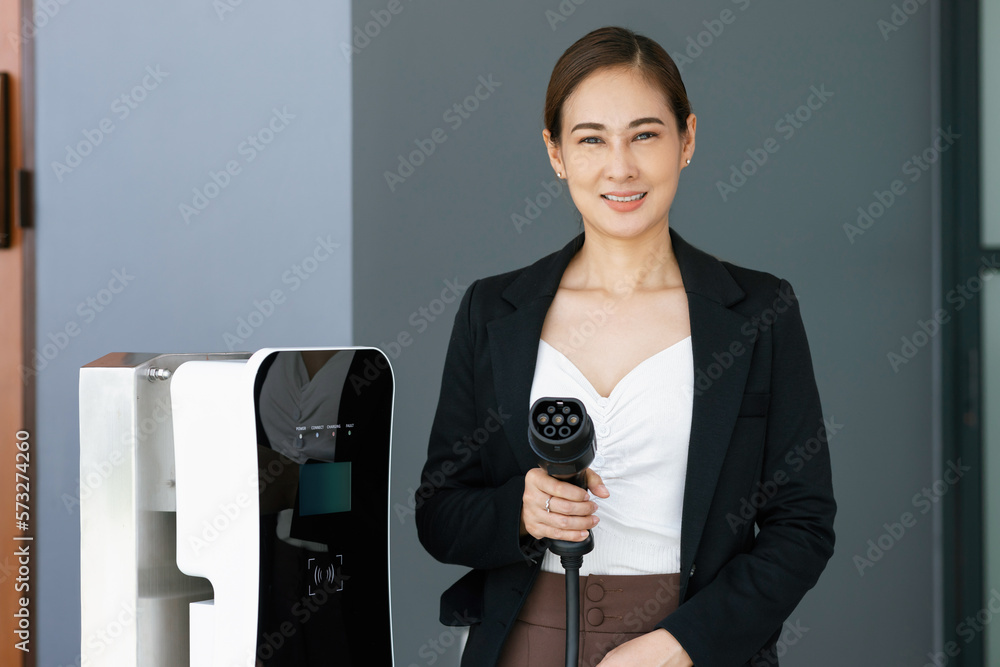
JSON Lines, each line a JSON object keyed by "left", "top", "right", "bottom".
{"left": 488, "top": 233, "right": 585, "bottom": 474}
{"left": 487, "top": 228, "right": 756, "bottom": 591}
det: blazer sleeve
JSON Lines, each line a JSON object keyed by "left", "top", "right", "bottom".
{"left": 657, "top": 278, "right": 837, "bottom": 667}
{"left": 415, "top": 279, "right": 539, "bottom": 570}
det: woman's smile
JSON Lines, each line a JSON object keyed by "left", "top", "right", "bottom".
{"left": 601, "top": 190, "right": 648, "bottom": 212}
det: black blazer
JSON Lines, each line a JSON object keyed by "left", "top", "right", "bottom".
{"left": 415, "top": 227, "right": 836, "bottom": 667}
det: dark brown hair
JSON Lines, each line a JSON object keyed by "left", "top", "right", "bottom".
{"left": 544, "top": 26, "right": 691, "bottom": 144}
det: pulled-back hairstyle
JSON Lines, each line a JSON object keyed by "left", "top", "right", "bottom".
{"left": 544, "top": 26, "right": 691, "bottom": 144}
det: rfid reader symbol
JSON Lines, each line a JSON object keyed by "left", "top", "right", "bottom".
{"left": 314, "top": 565, "right": 336, "bottom": 586}
{"left": 306, "top": 555, "right": 345, "bottom": 595}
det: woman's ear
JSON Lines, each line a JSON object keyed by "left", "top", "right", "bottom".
{"left": 681, "top": 113, "right": 697, "bottom": 167}
{"left": 542, "top": 128, "right": 565, "bottom": 178}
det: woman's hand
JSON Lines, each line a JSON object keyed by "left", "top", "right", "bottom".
{"left": 520, "top": 467, "right": 609, "bottom": 541}
{"left": 597, "top": 629, "right": 693, "bottom": 666}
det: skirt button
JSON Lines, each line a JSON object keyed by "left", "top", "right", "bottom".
{"left": 586, "top": 583, "right": 605, "bottom": 602}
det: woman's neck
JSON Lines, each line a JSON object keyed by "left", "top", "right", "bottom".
{"left": 563, "top": 223, "right": 682, "bottom": 294}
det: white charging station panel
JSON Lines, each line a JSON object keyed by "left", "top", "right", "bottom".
{"left": 171, "top": 358, "right": 260, "bottom": 666}
{"left": 81, "top": 348, "right": 394, "bottom": 666}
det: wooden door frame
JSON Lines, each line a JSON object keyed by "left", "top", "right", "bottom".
{"left": 0, "top": 1, "right": 33, "bottom": 665}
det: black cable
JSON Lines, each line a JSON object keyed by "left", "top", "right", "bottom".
{"left": 561, "top": 553, "right": 583, "bottom": 666}
{"left": 549, "top": 535, "right": 592, "bottom": 667}
{"left": 564, "top": 563, "right": 581, "bottom": 666}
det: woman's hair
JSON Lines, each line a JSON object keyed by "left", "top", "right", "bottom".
{"left": 544, "top": 26, "right": 691, "bottom": 145}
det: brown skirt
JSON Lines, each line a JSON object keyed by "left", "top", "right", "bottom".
{"left": 497, "top": 570, "right": 682, "bottom": 667}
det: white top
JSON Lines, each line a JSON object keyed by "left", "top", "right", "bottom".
{"left": 529, "top": 336, "right": 693, "bottom": 575}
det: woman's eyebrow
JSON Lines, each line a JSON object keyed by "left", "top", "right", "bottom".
{"left": 570, "top": 117, "right": 665, "bottom": 132}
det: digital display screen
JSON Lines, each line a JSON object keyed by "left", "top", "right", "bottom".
{"left": 298, "top": 462, "right": 351, "bottom": 516}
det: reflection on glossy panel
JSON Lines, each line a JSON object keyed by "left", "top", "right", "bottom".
{"left": 254, "top": 349, "right": 394, "bottom": 666}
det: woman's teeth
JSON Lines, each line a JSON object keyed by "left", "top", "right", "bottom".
{"left": 602, "top": 193, "right": 646, "bottom": 202}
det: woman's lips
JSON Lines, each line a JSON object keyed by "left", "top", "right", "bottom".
{"left": 601, "top": 191, "right": 647, "bottom": 212}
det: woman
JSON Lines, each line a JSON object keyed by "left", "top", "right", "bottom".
{"left": 415, "top": 26, "right": 836, "bottom": 667}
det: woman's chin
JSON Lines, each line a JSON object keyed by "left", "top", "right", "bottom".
{"left": 583, "top": 215, "right": 668, "bottom": 241}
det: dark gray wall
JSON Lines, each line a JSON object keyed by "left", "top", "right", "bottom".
{"left": 35, "top": 2, "right": 351, "bottom": 665}
{"left": 354, "top": 1, "right": 939, "bottom": 665}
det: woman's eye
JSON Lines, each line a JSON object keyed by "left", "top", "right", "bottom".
{"left": 579, "top": 132, "right": 656, "bottom": 144}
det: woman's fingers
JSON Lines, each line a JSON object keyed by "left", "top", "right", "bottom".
{"left": 526, "top": 467, "right": 590, "bottom": 501}
{"left": 526, "top": 505, "right": 595, "bottom": 541}
{"left": 522, "top": 467, "right": 602, "bottom": 541}
{"left": 540, "top": 525, "right": 594, "bottom": 542}
{"left": 586, "top": 468, "right": 610, "bottom": 498}
{"left": 544, "top": 494, "right": 598, "bottom": 516}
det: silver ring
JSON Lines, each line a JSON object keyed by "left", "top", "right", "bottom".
{"left": 545, "top": 496, "right": 551, "bottom": 513}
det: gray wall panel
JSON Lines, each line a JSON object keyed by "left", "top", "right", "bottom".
{"left": 354, "top": 1, "right": 937, "bottom": 665}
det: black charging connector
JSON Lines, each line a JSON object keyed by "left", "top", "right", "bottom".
{"left": 528, "top": 397, "right": 597, "bottom": 667}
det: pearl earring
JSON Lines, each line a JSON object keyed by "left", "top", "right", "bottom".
{"left": 557, "top": 172, "right": 562, "bottom": 178}
{"left": 686, "top": 159, "right": 691, "bottom": 165}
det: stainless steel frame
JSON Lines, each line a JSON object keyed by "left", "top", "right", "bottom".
{"left": 79, "top": 352, "right": 251, "bottom": 666}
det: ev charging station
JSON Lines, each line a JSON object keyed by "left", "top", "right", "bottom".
{"left": 79, "top": 348, "right": 395, "bottom": 666}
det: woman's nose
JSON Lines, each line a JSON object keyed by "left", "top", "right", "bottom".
{"left": 605, "top": 141, "right": 638, "bottom": 180}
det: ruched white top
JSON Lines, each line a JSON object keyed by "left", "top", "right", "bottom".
{"left": 529, "top": 336, "right": 694, "bottom": 576}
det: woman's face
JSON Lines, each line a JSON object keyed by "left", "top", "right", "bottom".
{"left": 543, "top": 66, "right": 696, "bottom": 242}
